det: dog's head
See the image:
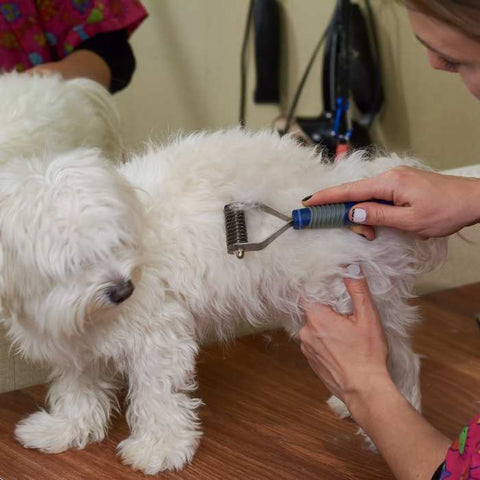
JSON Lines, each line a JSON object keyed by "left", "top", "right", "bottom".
{"left": 0, "top": 149, "right": 145, "bottom": 338}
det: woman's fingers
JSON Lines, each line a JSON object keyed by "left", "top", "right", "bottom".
{"left": 302, "top": 175, "right": 395, "bottom": 207}
{"left": 349, "top": 224, "right": 376, "bottom": 240}
{"left": 348, "top": 202, "right": 414, "bottom": 231}
{"left": 300, "top": 298, "right": 334, "bottom": 315}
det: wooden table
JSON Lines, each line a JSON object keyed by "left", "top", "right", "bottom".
{"left": 0, "top": 283, "right": 479, "bottom": 480}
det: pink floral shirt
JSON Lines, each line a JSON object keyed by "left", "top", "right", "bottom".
{"left": 0, "top": 0, "right": 147, "bottom": 72}
{"left": 437, "top": 414, "right": 480, "bottom": 480}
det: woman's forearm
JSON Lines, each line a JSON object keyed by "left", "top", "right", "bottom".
{"left": 27, "top": 50, "right": 111, "bottom": 89}
{"left": 57, "top": 50, "right": 111, "bottom": 88}
{"left": 346, "top": 377, "right": 451, "bottom": 480}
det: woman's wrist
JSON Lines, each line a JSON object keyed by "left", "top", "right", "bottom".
{"left": 471, "top": 177, "right": 480, "bottom": 224}
{"left": 344, "top": 372, "right": 400, "bottom": 425}
{"left": 452, "top": 175, "right": 480, "bottom": 228}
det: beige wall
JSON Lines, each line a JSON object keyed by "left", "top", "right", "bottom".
{"left": 1, "top": 0, "right": 479, "bottom": 394}
{"left": 116, "top": 0, "right": 480, "bottom": 170}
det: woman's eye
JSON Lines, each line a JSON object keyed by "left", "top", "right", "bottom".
{"left": 437, "top": 55, "right": 461, "bottom": 72}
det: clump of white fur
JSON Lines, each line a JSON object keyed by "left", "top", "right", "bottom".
{"left": 0, "top": 129, "right": 447, "bottom": 474}
{"left": 0, "top": 71, "right": 122, "bottom": 161}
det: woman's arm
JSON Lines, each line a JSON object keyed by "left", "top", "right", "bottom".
{"left": 26, "top": 29, "right": 137, "bottom": 93}
{"left": 27, "top": 49, "right": 111, "bottom": 89}
{"left": 346, "top": 376, "right": 451, "bottom": 480}
{"left": 299, "top": 268, "right": 451, "bottom": 480}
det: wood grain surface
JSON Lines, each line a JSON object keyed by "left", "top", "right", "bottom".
{"left": 0, "top": 283, "right": 478, "bottom": 480}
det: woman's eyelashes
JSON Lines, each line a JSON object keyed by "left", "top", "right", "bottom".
{"left": 436, "top": 53, "right": 461, "bottom": 72}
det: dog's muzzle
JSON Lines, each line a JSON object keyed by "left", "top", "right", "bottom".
{"left": 107, "top": 279, "right": 135, "bottom": 304}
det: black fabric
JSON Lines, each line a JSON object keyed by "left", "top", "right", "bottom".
{"left": 348, "top": 3, "right": 383, "bottom": 125}
{"left": 76, "top": 29, "right": 136, "bottom": 93}
{"left": 431, "top": 462, "right": 444, "bottom": 480}
{"left": 253, "top": 0, "right": 281, "bottom": 104}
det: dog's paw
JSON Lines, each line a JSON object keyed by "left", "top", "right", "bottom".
{"left": 327, "top": 395, "right": 351, "bottom": 419}
{"left": 15, "top": 410, "right": 104, "bottom": 453}
{"left": 117, "top": 432, "right": 201, "bottom": 474}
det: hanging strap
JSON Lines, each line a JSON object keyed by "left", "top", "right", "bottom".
{"left": 253, "top": 0, "right": 281, "bottom": 104}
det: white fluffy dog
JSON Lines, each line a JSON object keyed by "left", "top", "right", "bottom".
{"left": 0, "top": 129, "right": 446, "bottom": 474}
{"left": 0, "top": 71, "right": 121, "bottom": 161}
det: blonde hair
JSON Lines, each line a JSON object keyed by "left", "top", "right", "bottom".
{"left": 405, "top": 0, "right": 480, "bottom": 38}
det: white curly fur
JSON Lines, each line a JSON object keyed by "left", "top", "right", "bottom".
{"left": 0, "top": 129, "right": 447, "bottom": 474}
{"left": 0, "top": 71, "right": 122, "bottom": 161}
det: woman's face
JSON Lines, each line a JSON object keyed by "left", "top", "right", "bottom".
{"left": 408, "top": 9, "right": 480, "bottom": 99}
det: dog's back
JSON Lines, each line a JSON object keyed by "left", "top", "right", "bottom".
{"left": 121, "top": 129, "right": 447, "bottom": 340}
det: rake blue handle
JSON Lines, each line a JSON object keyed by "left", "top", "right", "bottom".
{"left": 291, "top": 200, "right": 394, "bottom": 230}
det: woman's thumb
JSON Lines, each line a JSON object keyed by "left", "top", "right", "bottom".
{"left": 344, "top": 264, "right": 375, "bottom": 318}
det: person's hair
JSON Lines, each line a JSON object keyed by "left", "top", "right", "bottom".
{"left": 404, "top": 0, "right": 480, "bottom": 38}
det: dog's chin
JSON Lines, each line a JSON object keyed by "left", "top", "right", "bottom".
{"left": 84, "top": 296, "right": 133, "bottom": 329}
{"left": 81, "top": 265, "right": 142, "bottom": 329}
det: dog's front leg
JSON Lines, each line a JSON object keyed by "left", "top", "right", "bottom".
{"left": 15, "top": 365, "right": 117, "bottom": 453}
{"left": 118, "top": 305, "right": 202, "bottom": 475}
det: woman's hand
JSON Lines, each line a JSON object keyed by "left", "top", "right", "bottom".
{"left": 299, "top": 266, "right": 452, "bottom": 480}
{"left": 299, "top": 265, "right": 390, "bottom": 406}
{"left": 303, "top": 166, "right": 480, "bottom": 239}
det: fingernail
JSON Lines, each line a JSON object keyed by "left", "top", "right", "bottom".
{"left": 346, "top": 263, "right": 362, "bottom": 276}
{"left": 352, "top": 208, "right": 366, "bottom": 223}
{"left": 302, "top": 195, "right": 312, "bottom": 202}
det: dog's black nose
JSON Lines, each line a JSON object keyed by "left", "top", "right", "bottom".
{"left": 107, "top": 280, "right": 135, "bottom": 304}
